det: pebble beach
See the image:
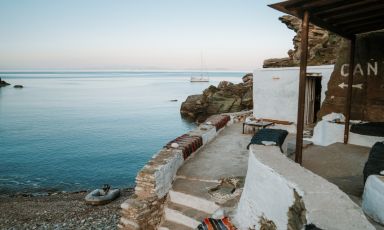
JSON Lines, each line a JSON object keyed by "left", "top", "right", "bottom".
{"left": 0, "top": 188, "right": 133, "bottom": 229}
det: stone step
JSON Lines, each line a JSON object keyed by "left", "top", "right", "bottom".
{"left": 169, "top": 190, "right": 220, "bottom": 214}
{"left": 167, "top": 201, "right": 211, "bottom": 223}
{"left": 164, "top": 206, "right": 201, "bottom": 229}
{"left": 158, "top": 220, "right": 194, "bottom": 230}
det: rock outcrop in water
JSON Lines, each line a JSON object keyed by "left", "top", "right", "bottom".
{"left": 180, "top": 73, "right": 253, "bottom": 122}
{"left": 0, "top": 78, "right": 10, "bottom": 87}
{"left": 263, "top": 15, "right": 345, "bottom": 68}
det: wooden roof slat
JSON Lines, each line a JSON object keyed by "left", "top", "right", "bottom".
{"left": 314, "top": 0, "right": 379, "bottom": 18}
{"left": 295, "top": 0, "right": 358, "bottom": 15}
{"left": 334, "top": 14, "right": 384, "bottom": 27}
{"left": 269, "top": 0, "right": 384, "bottom": 38}
{"left": 305, "top": 15, "right": 353, "bottom": 39}
{"left": 286, "top": 0, "right": 343, "bottom": 11}
{"left": 342, "top": 19, "right": 384, "bottom": 33}
{"left": 348, "top": 24, "right": 384, "bottom": 34}
{"left": 324, "top": 4, "right": 384, "bottom": 24}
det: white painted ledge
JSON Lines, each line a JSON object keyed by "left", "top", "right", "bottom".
{"left": 234, "top": 145, "right": 374, "bottom": 230}
{"left": 308, "top": 120, "right": 383, "bottom": 147}
{"left": 363, "top": 175, "right": 384, "bottom": 225}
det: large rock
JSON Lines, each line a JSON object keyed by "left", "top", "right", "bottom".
{"left": 263, "top": 15, "right": 345, "bottom": 68}
{"left": 180, "top": 73, "right": 253, "bottom": 122}
{"left": 318, "top": 31, "right": 384, "bottom": 121}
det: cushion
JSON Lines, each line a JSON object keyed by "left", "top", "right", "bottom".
{"left": 363, "top": 142, "right": 384, "bottom": 183}
{"left": 247, "top": 128, "right": 288, "bottom": 152}
{"left": 350, "top": 122, "right": 384, "bottom": 137}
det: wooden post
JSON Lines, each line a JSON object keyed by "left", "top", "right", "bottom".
{"left": 295, "top": 11, "right": 310, "bottom": 165}
{"left": 344, "top": 36, "right": 356, "bottom": 144}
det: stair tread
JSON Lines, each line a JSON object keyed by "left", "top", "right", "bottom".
{"left": 166, "top": 201, "right": 211, "bottom": 222}
{"left": 172, "top": 178, "right": 219, "bottom": 201}
{"left": 159, "top": 220, "right": 195, "bottom": 230}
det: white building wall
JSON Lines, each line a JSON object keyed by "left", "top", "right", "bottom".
{"left": 253, "top": 65, "right": 334, "bottom": 123}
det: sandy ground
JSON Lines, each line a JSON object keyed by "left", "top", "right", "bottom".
{"left": 0, "top": 188, "right": 133, "bottom": 230}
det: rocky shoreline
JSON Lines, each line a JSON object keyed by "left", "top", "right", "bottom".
{"left": 0, "top": 188, "right": 134, "bottom": 229}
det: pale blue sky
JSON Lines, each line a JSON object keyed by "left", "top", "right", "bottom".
{"left": 0, "top": 0, "right": 294, "bottom": 71}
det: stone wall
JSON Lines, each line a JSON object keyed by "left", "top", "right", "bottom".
{"left": 318, "top": 31, "right": 384, "bottom": 121}
{"left": 120, "top": 196, "right": 166, "bottom": 230}
{"left": 119, "top": 112, "right": 250, "bottom": 230}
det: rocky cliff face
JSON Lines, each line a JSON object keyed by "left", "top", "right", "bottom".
{"left": 180, "top": 73, "right": 253, "bottom": 122}
{"left": 263, "top": 15, "right": 345, "bottom": 68}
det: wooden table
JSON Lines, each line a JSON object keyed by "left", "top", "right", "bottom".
{"left": 242, "top": 121, "right": 275, "bottom": 134}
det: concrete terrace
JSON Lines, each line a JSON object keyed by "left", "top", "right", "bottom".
{"left": 159, "top": 122, "right": 251, "bottom": 229}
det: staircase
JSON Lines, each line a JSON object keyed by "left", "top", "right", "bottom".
{"left": 158, "top": 181, "right": 221, "bottom": 230}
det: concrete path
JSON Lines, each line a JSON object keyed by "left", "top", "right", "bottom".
{"left": 177, "top": 122, "right": 251, "bottom": 180}
{"left": 159, "top": 122, "right": 251, "bottom": 230}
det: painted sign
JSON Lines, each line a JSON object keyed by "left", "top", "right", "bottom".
{"left": 340, "top": 61, "right": 382, "bottom": 77}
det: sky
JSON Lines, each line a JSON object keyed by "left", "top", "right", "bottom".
{"left": 0, "top": 0, "right": 295, "bottom": 71}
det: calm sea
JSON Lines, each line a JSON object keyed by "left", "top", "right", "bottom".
{"left": 0, "top": 71, "right": 243, "bottom": 195}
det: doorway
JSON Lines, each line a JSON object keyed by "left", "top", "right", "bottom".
{"left": 304, "top": 73, "right": 322, "bottom": 125}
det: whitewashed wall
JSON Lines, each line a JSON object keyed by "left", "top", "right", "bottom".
{"left": 308, "top": 120, "right": 384, "bottom": 147}
{"left": 234, "top": 145, "right": 374, "bottom": 230}
{"left": 253, "top": 65, "right": 334, "bottom": 123}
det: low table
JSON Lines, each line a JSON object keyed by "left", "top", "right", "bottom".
{"left": 242, "top": 121, "right": 274, "bottom": 134}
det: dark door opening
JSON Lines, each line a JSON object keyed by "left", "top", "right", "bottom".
{"left": 305, "top": 73, "right": 322, "bottom": 125}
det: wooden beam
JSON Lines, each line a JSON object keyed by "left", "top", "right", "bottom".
{"left": 295, "top": 10, "right": 310, "bottom": 165}
{"left": 348, "top": 23, "right": 384, "bottom": 35}
{"left": 324, "top": 4, "right": 384, "bottom": 24}
{"left": 341, "top": 19, "right": 384, "bottom": 32}
{"left": 333, "top": 14, "right": 384, "bottom": 27}
{"left": 301, "top": 0, "right": 352, "bottom": 14}
{"left": 314, "top": 0, "right": 378, "bottom": 17}
{"left": 344, "top": 36, "right": 356, "bottom": 144}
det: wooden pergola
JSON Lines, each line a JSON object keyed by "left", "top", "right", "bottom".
{"left": 269, "top": 0, "right": 384, "bottom": 164}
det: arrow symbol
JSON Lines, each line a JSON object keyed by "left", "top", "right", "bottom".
{"left": 338, "top": 82, "right": 347, "bottom": 88}
{"left": 353, "top": 83, "right": 363, "bottom": 89}
{"left": 338, "top": 82, "right": 363, "bottom": 89}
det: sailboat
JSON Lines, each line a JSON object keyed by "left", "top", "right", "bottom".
{"left": 190, "top": 52, "right": 209, "bottom": 82}
{"left": 190, "top": 75, "right": 209, "bottom": 82}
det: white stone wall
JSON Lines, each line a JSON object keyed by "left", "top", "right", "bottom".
{"left": 234, "top": 146, "right": 297, "bottom": 229}
{"left": 253, "top": 65, "right": 334, "bottom": 123}
{"left": 363, "top": 175, "right": 384, "bottom": 225}
{"left": 188, "top": 124, "right": 217, "bottom": 145}
{"left": 154, "top": 149, "right": 184, "bottom": 198}
{"left": 308, "top": 120, "right": 384, "bottom": 147}
{"left": 234, "top": 145, "right": 375, "bottom": 230}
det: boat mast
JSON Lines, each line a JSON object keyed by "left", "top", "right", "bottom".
{"left": 200, "top": 51, "right": 204, "bottom": 78}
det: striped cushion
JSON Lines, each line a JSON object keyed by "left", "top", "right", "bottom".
{"left": 196, "top": 217, "right": 236, "bottom": 230}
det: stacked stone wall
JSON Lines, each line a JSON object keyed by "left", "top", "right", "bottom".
{"left": 119, "top": 112, "right": 250, "bottom": 229}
